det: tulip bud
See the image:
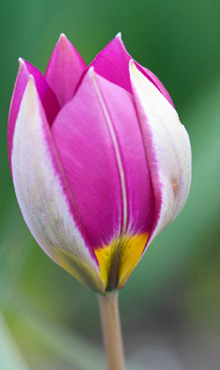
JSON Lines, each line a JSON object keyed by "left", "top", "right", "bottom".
{"left": 8, "top": 34, "right": 191, "bottom": 293}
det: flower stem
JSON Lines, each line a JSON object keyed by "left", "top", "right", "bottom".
{"left": 97, "top": 291, "right": 125, "bottom": 370}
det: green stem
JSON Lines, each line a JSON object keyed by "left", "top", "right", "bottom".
{"left": 97, "top": 291, "right": 125, "bottom": 370}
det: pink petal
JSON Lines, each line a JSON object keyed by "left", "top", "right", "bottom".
{"left": 52, "top": 68, "right": 122, "bottom": 249}
{"left": 8, "top": 59, "right": 60, "bottom": 172}
{"left": 52, "top": 67, "right": 154, "bottom": 252}
{"left": 45, "top": 34, "right": 87, "bottom": 107}
{"left": 94, "top": 72, "right": 155, "bottom": 237}
{"left": 91, "top": 33, "right": 174, "bottom": 106}
{"left": 91, "top": 33, "right": 131, "bottom": 92}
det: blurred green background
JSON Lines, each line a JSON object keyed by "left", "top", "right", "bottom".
{"left": 1, "top": 0, "right": 220, "bottom": 369}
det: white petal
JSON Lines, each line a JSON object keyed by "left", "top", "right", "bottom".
{"left": 11, "top": 76, "right": 103, "bottom": 290}
{"left": 130, "top": 62, "right": 192, "bottom": 244}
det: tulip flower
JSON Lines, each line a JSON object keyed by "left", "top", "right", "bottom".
{"left": 8, "top": 33, "right": 191, "bottom": 370}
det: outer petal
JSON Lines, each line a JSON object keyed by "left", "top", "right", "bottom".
{"left": 45, "top": 34, "right": 87, "bottom": 107}
{"left": 11, "top": 75, "right": 104, "bottom": 292}
{"left": 130, "top": 62, "right": 191, "bottom": 246}
{"left": 52, "top": 68, "right": 154, "bottom": 248}
{"left": 93, "top": 71, "right": 155, "bottom": 238}
{"left": 52, "top": 68, "right": 123, "bottom": 249}
{"left": 52, "top": 68, "right": 155, "bottom": 290}
{"left": 8, "top": 59, "right": 60, "bottom": 172}
{"left": 91, "top": 33, "right": 174, "bottom": 106}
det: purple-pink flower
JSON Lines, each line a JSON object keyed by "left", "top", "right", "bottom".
{"left": 8, "top": 34, "right": 191, "bottom": 292}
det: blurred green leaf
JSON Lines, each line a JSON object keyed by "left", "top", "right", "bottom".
{"left": 19, "top": 310, "right": 106, "bottom": 370}
{"left": 5, "top": 302, "right": 147, "bottom": 370}
{"left": 0, "top": 311, "right": 30, "bottom": 370}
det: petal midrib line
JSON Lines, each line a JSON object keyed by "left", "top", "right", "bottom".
{"left": 91, "top": 72, "right": 129, "bottom": 289}
{"left": 91, "top": 70, "right": 128, "bottom": 239}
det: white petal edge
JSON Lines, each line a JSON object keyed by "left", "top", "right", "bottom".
{"left": 130, "top": 61, "right": 192, "bottom": 245}
{"left": 11, "top": 76, "right": 100, "bottom": 278}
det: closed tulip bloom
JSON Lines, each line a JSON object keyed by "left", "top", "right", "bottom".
{"left": 8, "top": 34, "right": 191, "bottom": 293}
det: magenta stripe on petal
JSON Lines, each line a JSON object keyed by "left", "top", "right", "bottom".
{"left": 8, "top": 59, "right": 60, "bottom": 172}
{"left": 52, "top": 68, "right": 124, "bottom": 249}
{"left": 94, "top": 72, "right": 155, "bottom": 237}
{"left": 45, "top": 34, "right": 87, "bottom": 107}
{"left": 52, "top": 67, "right": 155, "bottom": 250}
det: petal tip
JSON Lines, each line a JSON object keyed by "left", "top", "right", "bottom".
{"left": 59, "top": 32, "right": 67, "bottom": 39}
{"left": 88, "top": 65, "right": 95, "bottom": 77}
{"left": 18, "top": 57, "right": 24, "bottom": 65}
{"left": 129, "top": 59, "right": 137, "bottom": 76}
{"left": 116, "top": 32, "right": 122, "bottom": 40}
{"left": 115, "top": 32, "right": 125, "bottom": 48}
{"left": 28, "top": 73, "right": 34, "bottom": 83}
{"left": 58, "top": 32, "right": 69, "bottom": 44}
{"left": 25, "top": 73, "right": 37, "bottom": 98}
{"left": 18, "top": 58, "right": 27, "bottom": 74}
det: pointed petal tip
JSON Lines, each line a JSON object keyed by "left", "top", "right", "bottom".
{"left": 115, "top": 32, "right": 125, "bottom": 47}
{"left": 87, "top": 65, "right": 95, "bottom": 80}
{"left": 88, "top": 65, "right": 95, "bottom": 73}
{"left": 129, "top": 59, "right": 138, "bottom": 78}
{"left": 18, "top": 58, "right": 28, "bottom": 73}
{"left": 28, "top": 73, "right": 35, "bottom": 83}
{"left": 59, "top": 32, "right": 67, "bottom": 39}
{"left": 129, "top": 59, "right": 135, "bottom": 67}
{"left": 23, "top": 74, "right": 37, "bottom": 101}
{"left": 18, "top": 57, "right": 24, "bottom": 65}
{"left": 58, "top": 33, "right": 68, "bottom": 44}
{"left": 129, "top": 61, "right": 147, "bottom": 86}
{"left": 17, "top": 58, "right": 34, "bottom": 76}
{"left": 52, "top": 34, "right": 70, "bottom": 53}
{"left": 116, "top": 32, "right": 122, "bottom": 40}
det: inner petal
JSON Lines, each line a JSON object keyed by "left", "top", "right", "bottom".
{"left": 52, "top": 68, "right": 155, "bottom": 283}
{"left": 91, "top": 34, "right": 131, "bottom": 92}
{"left": 94, "top": 72, "right": 155, "bottom": 237}
{"left": 45, "top": 34, "right": 87, "bottom": 107}
{"left": 91, "top": 34, "right": 174, "bottom": 106}
{"left": 52, "top": 69, "right": 123, "bottom": 250}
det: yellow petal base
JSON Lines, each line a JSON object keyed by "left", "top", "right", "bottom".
{"left": 94, "top": 232, "right": 149, "bottom": 290}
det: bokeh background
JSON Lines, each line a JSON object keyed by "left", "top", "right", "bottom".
{"left": 1, "top": 0, "right": 220, "bottom": 369}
